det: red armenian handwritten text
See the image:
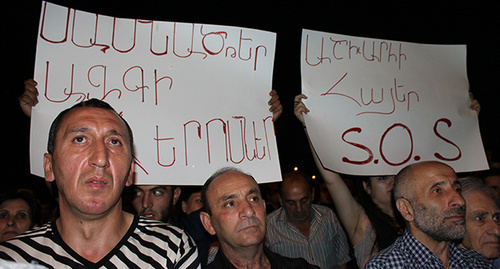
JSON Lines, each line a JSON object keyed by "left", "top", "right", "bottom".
{"left": 304, "top": 34, "right": 407, "bottom": 70}
{"left": 154, "top": 116, "right": 276, "bottom": 168}
{"left": 321, "top": 73, "right": 420, "bottom": 116}
{"left": 39, "top": 2, "right": 269, "bottom": 71}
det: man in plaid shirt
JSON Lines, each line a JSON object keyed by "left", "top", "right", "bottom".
{"left": 366, "top": 161, "right": 492, "bottom": 269}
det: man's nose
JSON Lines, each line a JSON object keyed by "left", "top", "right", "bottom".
{"left": 486, "top": 217, "right": 500, "bottom": 236}
{"left": 142, "top": 194, "right": 153, "bottom": 209}
{"left": 89, "top": 140, "right": 110, "bottom": 168}
{"left": 449, "top": 189, "right": 465, "bottom": 209}
{"left": 240, "top": 201, "right": 256, "bottom": 218}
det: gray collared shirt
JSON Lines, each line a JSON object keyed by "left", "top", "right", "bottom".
{"left": 266, "top": 204, "right": 351, "bottom": 269}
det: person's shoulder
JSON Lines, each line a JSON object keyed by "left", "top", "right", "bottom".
{"left": 365, "top": 241, "right": 406, "bottom": 269}
{"left": 0, "top": 222, "right": 57, "bottom": 263}
{"left": 136, "top": 217, "right": 193, "bottom": 244}
{"left": 137, "top": 217, "right": 186, "bottom": 232}
{"left": 266, "top": 207, "right": 282, "bottom": 223}
{"left": 135, "top": 217, "right": 200, "bottom": 267}
{"left": 265, "top": 246, "right": 320, "bottom": 269}
{"left": 458, "top": 248, "right": 493, "bottom": 268}
{"left": 313, "top": 204, "right": 339, "bottom": 219}
{"left": 1, "top": 222, "right": 53, "bottom": 247}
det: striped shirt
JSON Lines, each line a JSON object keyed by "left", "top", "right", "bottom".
{"left": 0, "top": 215, "right": 200, "bottom": 269}
{"left": 265, "top": 204, "right": 351, "bottom": 269}
{"left": 365, "top": 230, "right": 492, "bottom": 269}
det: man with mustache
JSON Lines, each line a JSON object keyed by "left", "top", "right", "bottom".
{"left": 366, "top": 161, "right": 491, "bottom": 268}
{"left": 200, "top": 167, "right": 319, "bottom": 268}
{"left": 265, "top": 171, "right": 351, "bottom": 269}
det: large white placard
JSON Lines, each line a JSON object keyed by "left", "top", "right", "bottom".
{"left": 30, "top": 2, "right": 281, "bottom": 185}
{"left": 301, "top": 29, "right": 488, "bottom": 175}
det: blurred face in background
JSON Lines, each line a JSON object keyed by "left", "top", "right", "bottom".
{"left": 485, "top": 176, "right": 500, "bottom": 201}
{"left": 182, "top": 191, "right": 203, "bottom": 215}
{"left": 461, "top": 191, "right": 500, "bottom": 259}
{"left": 0, "top": 199, "right": 32, "bottom": 242}
{"left": 280, "top": 176, "right": 314, "bottom": 226}
{"left": 133, "top": 185, "right": 179, "bottom": 222}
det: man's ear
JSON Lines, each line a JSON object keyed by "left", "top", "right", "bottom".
{"left": 200, "top": 211, "right": 216, "bottom": 235}
{"left": 181, "top": 201, "right": 187, "bottom": 214}
{"left": 396, "top": 197, "right": 414, "bottom": 222}
{"left": 125, "top": 160, "right": 135, "bottom": 187}
{"left": 43, "top": 153, "right": 55, "bottom": 183}
{"left": 172, "top": 187, "right": 181, "bottom": 206}
{"left": 362, "top": 181, "right": 371, "bottom": 195}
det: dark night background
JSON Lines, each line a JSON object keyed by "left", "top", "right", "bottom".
{"left": 2, "top": 1, "right": 498, "bottom": 200}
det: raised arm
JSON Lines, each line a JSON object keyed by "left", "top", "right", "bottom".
{"left": 294, "top": 94, "right": 369, "bottom": 246}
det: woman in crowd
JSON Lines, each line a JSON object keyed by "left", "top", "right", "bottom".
{"left": 293, "top": 93, "right": 480, "bottom": 268}
{"left": 0, "top": 191, "right": 40, "bottom": 242}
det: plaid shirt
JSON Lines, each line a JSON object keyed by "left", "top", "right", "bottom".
{"left": 366, "top": 230, "right": 492, "bottom": 269}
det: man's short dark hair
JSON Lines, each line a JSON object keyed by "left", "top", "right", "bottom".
{"left": 47, "top": 99, "right": 134, "bottom": 155}
{"left": 201, "top": 167, "right": 256, "bottom": 215}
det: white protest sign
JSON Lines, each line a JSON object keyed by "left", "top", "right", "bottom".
{"left": 30, "top": 1, "right": 281, "bottom": 185}
{"left": 301, "top": 29, "right": 488, "bottom": 175}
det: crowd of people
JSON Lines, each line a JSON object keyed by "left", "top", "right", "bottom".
{"left": 0, "top": 78, "right": 498, "bottom": 268}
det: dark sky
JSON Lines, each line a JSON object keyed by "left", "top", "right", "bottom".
{"left": 2, "top": 1, "right": 498, "bottom": 194}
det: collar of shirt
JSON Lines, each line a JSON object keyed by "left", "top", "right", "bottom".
{"left": 400, "top": 230, "right": 485, "bottom": 268}
{"left": 275, "top": 204, "right": 325, "bottom": 225}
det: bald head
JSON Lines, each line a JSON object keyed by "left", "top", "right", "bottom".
{"left": 201, "top": 167, "right": 257, "bottom": 215}
{"left": 394, "top": 161, "right": 455, "bottom": 203}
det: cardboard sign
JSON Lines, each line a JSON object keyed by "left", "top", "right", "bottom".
{"left": 30, "top": 2, "right": 281, "bottom": 185}
{"left": 301, "top": 29, "right": 488, "bottom": 175}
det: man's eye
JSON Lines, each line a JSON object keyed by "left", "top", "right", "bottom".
{"left": 134, "top": 191, "right": 143, "bottom": 198}
{"left": 474, "top": 216, "right": 484, "bottom": 222}
{"left": 195, "top": 198, "right": 202, "bottom": 204}
{"left": 250, "top": 196, "right": 260, "bottom": 202}
{"left": 224, "top": 201, "right": 234, "bottom": 208}
{"left": 109, "top": 138, "right": 122, "bottom": 146}
{"left": 73, "top": 136, "right": 86, "bottom": 143}
{"left": 0, "top": 212, "right": 9, "bottom": 219}
{"left": 153, "top": 190, "right": 164, "bottom": 196}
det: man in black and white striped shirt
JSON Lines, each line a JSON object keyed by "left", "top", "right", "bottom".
{"left": 0, "top": 99, "right": 200, "bottom": 268}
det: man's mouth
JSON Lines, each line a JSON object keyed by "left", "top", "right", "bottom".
{"left": 140, "top": 211, "right": 156, "bottom": 219}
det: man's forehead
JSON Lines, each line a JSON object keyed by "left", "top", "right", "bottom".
{"left": 486, "top": 176, "right": 500, "bottom": 184}
{"left": 60, "top": 107, "right": 128, "bottom": 133}
{"left": 209, "top": 171, "right": 259, "bottom": 198}
{"left": 467, "top": 191, "right": 499, "bottom": 211}
{"left": 413, "top": 162, "right": 457, "bottom": 185}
